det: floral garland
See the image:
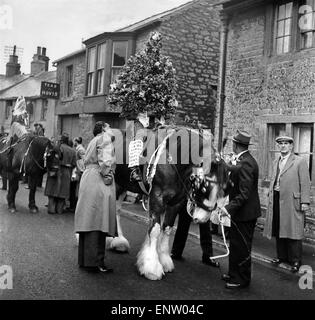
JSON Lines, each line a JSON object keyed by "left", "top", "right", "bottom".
{"left": 107, "top": 32, "right": 178, "bottom": 120}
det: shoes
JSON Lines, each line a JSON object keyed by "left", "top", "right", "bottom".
{"left": 98, "top": 266, "right": 114, "bottom": 273}
{"left": 202, "top": 257, "right": 220, "bottom": 268}
{"left": 221, "top": 274, "right": 231, "bottom": 282}
{"left": 171, "top": 253, "right": 185, "bottom": 261}
{"left": 291, "top": 262, "right": 300, "bottom": 273}
{"left": 225, "top": 282, "right": 249, "bottom": 290}
{"left": 81, "top": 266, "right": 113, "bottom": 273}
{"left": 130, "top": 167, "right": 142, "bottom": 182}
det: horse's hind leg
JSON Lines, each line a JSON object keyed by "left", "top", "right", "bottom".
{"left": 28, "top": 175, "right": 38, "bottom": 213}
{"left": 157, "top": 202, "right": 184, "bottom": 273}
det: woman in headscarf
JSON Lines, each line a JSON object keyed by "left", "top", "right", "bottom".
{"left": 74, "top": 121, "right": 116, "bottom": 273}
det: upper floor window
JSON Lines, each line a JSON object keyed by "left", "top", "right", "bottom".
{"left": 41, "top": 99, "right": 48, "bottom": 120}
{"left": 272, "top": 0, "right": 315, "bottom": 55}
{"left": 5, "top": 100, "right": 13, "bottom": 119}
{"left": 276, "top": 2, "right": 293, "bottom": 54}
{"left": 66, "top": 65, "right": 73, "bottom": 97}
{"left": 96, "top": 43, "right": 106, "bottom": 94}
{"left": 87, "top": 46, "right": 96, "bottom": 96}
{"left": 299, "top": 0, "right": 315, "bottom": 49}
{"left": 111, "top": 41, "right": 128, "bottom": 84}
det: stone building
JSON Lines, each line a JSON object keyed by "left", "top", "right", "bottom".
{"left": 0, "top": 46, "right": 57, "bottom": 138}
{"left": 215, "top": 0, "right": 315, "bottom": 242}
{"left": 53, "top": 0, "right": 220, "bottom": 145}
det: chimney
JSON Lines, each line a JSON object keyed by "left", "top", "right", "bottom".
{"left": 31, "top": 46, "right": 49, "bottom": 74}
{"left": 6, "top": 45, "right": 21, "bottom": 77}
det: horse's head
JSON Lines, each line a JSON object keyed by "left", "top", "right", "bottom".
{"left": 189, "top": 156, "right": 231, "bottom": 224}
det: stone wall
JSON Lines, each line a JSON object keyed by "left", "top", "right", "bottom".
{"left": 56, "top": 52, "right": 85, "bottom": 114}
{"left": 215, "top": 5, "right": 315, "bottom": 242}
{"left": 136, "top": 0, "right": 220, "bottom": 130}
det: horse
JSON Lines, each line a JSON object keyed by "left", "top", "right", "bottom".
{"left": 113, "top": 125, "right": 221, "bottom": 280}
{"left": 0, "top": 134, "right": 52, "bottom": 213}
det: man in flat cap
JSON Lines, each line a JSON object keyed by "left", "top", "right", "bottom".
{"left": 219, "top": 130, "right": 261, "bottom": 289}
{"left": 263, "top": 136, "right": 310, "bottom": 273}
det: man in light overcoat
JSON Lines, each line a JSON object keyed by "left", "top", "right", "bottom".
{"left": 263, "top": 136, "right": 310, "bottom": 272}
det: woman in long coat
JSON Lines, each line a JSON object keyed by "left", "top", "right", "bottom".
{"left": 74, "top": 121, "right": 116, "bottom": 273}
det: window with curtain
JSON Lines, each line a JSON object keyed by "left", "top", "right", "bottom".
{"left": 111, "top": 41, "right": 127, "bottom": 84}
{"left": 275, "top": 1, "right": 293, "bottom": 54}
{"left": 87, "top": 47, "right": 96, "bottom": 96}
{"left": 96, "top": 43, "right": 106, "bottom": 94}
{"left": 293, "top": 123, "right": 313, "bottom": 176}
{"left": 299, "top": 0, "right": 315, "bottom": 49}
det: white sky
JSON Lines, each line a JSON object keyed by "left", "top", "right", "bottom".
{"left": 0, "top": 0, "right": 191, "bottom": 74}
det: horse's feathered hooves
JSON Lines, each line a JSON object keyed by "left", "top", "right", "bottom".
{"left": 136, "top": 229, "right": 165, "bottom": 281}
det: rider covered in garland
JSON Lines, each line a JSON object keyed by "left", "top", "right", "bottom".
{"left": 7, "top": 96, "right": 29, "bottom": 144}
{"left": 108, "top": 32, "right": 178, "bottom": 182}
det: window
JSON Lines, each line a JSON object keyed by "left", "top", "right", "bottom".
{"left": 111, "top": 41, "right": 127, "bottom": 83}
{"left": 5, "top": 100, "right": 13, "bottom": 119}
{"left": 96, "top": 43, "right": 106, "bottom": 94}
{"left": 26, "top": 101, "right": 34, "bottom": 122}
{"left": 87, "top": 47, "right": 96, "bottom": 96}
{"left": 299, "top": 0, "right": 315, "bottom": 49}
{"left": 293, "top": 123, "right": 313, "bottom": 175}
{"left": 66, "top": 65, "right": 73, "bottom": 97}
{"left": 271, "top": 0, "right": 315, "bottom": 54}
{"left": 41, "top": 99, "right": 48, "bottom": 120}
{"left": 275, "top": 2, "right": 293, "bottom": 54}
{"left": 267, "top": 124, "right": 286, "bottom": 176}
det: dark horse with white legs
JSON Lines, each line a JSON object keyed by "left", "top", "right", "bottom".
{"left": 0, "top": 134, "right": 52, "bottom": 213}
{"left": 113, "top": 125, "right": 221, "bottom": 280}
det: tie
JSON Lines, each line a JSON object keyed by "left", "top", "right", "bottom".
{"left": 279, "top": 157, "right": 285, "bottom": 173}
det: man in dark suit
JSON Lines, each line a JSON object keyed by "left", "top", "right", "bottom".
{"left": 219, "top": 130, "right": 261, "bottom": 289}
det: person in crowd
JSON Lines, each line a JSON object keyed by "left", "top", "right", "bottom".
{"left": 74, "top": 121, "right": 116, "bottom": 274}
{"left": 68, "top": 137, "right": 86, "bottom": 212}
{"left": 171, "top": 203, "right": 220, "bottom": 268}
{"left": 263, "top": 136, "right": 310, "bottom": 273}
{"left": 44, "top": 133, "right": 76, "bottom": 214}
{"left": 34, "top": 123, "right": 45, "bottom": 136}
{"left": 219, "top": 130, "right": 261, "bottom": 290}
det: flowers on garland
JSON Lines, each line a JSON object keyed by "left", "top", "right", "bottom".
{"left": 107, "top": 32, "right": 178, "bottom": 120}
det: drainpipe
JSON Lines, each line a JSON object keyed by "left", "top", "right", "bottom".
{"left": 218, "top": 13, "right": 229, "bottom": 153}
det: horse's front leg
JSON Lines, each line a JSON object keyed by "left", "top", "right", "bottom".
{"left": 157, "top": 201, "right": 185, "bottom": 273}
{"left": 136, "top": 190, "right": 164, "bottom": 280}
{"left": 28, "top": 175, "right": 38, "bottom": 213}
{"left": 7, "top": 173, "right": 19, "bottom": 213}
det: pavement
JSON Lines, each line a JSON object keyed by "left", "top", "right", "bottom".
{"left": 120, "top": 201, "right": 315, "bottom": 274}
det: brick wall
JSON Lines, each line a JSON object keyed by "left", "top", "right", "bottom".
{"left": 136, "top": 0, "right": 220, "bottom": 130}
{"left": 215, "top": 5, "right": 315, "bottom": 242}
